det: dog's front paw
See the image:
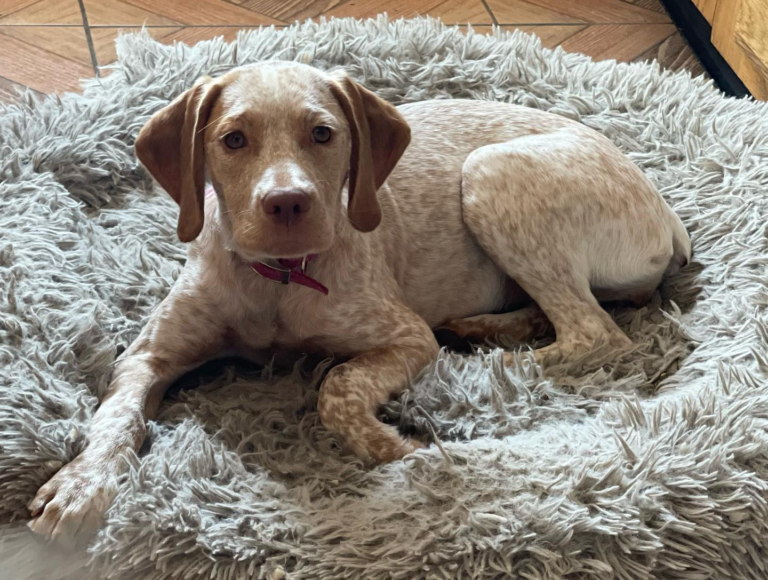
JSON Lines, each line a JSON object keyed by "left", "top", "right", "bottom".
{"left": 28, "top": 453, "right": 118, "bottom": 545}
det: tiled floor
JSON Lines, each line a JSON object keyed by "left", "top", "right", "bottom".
{"left": 0, "top": 0, "right": 704, "bottom": 103}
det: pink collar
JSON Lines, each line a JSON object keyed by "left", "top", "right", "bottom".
{"left": 250, "top": 255, "right": 329, "bottom": 295}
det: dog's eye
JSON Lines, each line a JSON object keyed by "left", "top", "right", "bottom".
{"left": 312, "top": 126, "right": 332, "bottom": 144}
{"left": 224, "top": 131, "right": 246, "bottom": 149}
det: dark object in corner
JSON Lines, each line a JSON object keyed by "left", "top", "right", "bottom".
{"left": 660, "top": 0, "right": 751, "bottom": 98}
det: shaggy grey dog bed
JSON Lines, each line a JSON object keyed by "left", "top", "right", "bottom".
{"left": 2, "top": 16, "right": 768, "bottom": 580}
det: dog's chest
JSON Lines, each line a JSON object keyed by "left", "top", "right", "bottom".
{"left": 224, "top": 283, "right": 342, "bottom": 355}
{"left": 272, "top": 294, "right": 332, "bottom": 350}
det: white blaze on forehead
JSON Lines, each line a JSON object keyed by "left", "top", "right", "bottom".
{"left": 257, "top": 65, "right": 280, "bottom": 88}
{"left": 224, "top": 66, "right": 291, "bottom": 112}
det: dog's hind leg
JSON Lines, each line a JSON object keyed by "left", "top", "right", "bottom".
{"left": 436, "top": 305, "right": 553, "bottom": 345}
{"left": 459, "top": 133, "right": 678, "bottom": 366}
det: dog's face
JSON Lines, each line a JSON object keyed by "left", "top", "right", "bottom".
{"left": 135, "top": 62, "right": 411, "bottom": 259}
{"left": 205, "top": 65, "right": 347, "bottom": 259}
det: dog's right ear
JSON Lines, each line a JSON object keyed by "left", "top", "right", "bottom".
{"left": 135, "top": 77, "right": 222, "bottom": 242}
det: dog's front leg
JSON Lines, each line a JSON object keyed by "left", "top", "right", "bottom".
{"left": 318, "top": 312, "right": 439, "bottom": 463}
{"left": 28, "top": 284, "right": 224, "bottom": 543}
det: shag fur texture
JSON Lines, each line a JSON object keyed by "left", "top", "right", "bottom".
{"left": 2, "top": 17, "right": 768, "bottom": 580}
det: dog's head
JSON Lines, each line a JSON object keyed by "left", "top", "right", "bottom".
{"left": 135, "top": 62, "right": 411, "bottom": 260}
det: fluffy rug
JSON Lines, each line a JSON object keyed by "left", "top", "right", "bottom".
{"left": 1, "top": 16, "right": 768, "bottom": 580}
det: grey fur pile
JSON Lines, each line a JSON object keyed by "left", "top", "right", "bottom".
{"left": 1, "top": 17, "right": 768, "bottom": 580}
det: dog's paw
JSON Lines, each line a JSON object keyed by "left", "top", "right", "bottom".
{"left": 532, "top": 332, "right": 634, "bottom": 368}
{"left": 28, "top": 453, "right": 118, "bottom": 546}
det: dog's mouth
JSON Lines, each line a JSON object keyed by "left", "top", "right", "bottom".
{"left": 231, "top": 232, "right": 330, "bottom": 262}
{"left": 258, "top": 240, "right": 320, "bottom": 260}
{"left": 223, "top": 208, "right": 335, "bottom": 262}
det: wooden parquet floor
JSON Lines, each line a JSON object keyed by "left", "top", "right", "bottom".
{"left": 0, "top": 0, "right": 705, "bottom": 102}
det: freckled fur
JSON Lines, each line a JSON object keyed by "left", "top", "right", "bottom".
{"left": 28, "top": 62, "right": 691, "bottom": 541}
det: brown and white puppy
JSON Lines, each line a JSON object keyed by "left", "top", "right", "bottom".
{"left": 28, "top": 62, "right": 690, "bottom": 542}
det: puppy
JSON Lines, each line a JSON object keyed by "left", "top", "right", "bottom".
{"left": 28, "top": 62, "right": 690, "bottom": 541}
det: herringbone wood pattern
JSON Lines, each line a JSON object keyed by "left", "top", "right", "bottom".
{"left": 0, "top": 0, "right": 704, "bottom": 101}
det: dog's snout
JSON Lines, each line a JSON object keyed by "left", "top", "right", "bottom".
{"left": 262, "top": 189, "right": 312, "bottom": 225}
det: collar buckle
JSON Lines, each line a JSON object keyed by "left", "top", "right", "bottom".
{"left": 256, "top": 261, "right": 292, "bottom": 285}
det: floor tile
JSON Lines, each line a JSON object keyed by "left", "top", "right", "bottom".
{"left": 84, "top": 0, "right": 181, "bottom": 26}
{"left": 0, "top": 0, "right": 38, "bottom": 19}
{"left": 559, "top": 23, "right": 675, "bottom": 61}
{"left": 235, "top": 0, "right": 343, "bottom": 22}
{"left": 0, "top": 0, "right": 41, "bottom": 20}
{"left": 431, "top": 0, "right": 493, "bottom": 24}
{"left": 634, "top": 30, "right": 706, "bottom": 76}
{"left": 0, "top": 25, "right": 92, "bottom": 65}
{"left": 0, "top": 0, "right": 83, "bottom": 25}
{"left": 619, "top": 0, "right": 666, "bottom": 13}
{"left": 485, "top": 0, "right": 583, "bottom": 24}
{"left": 323, "top": 0, "right": 493, "bottom": 24}
{"left": 499, "top": 0, "right": 670, "bottom": 24}
{"left": 84, "top": 0, "right": 282, "bottom": 26}
{"left": 0, "top": 28, "right": 93, "bottom": 93}
{"left": 514, "top": 24, "right": 588, "bottom": 48}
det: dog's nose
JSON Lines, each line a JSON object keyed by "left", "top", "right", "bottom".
{"left": 261, "top": 189, "right": 312, "bottom": 225}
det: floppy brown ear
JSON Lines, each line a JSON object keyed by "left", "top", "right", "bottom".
{"left": 135, "top": 77, "right": 222, "bottom": 242}
{"left": 329, "top": 72, "right": 411, "bottom": 232}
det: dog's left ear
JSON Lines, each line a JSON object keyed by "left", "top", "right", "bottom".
{"left": 329, "top": 72, "right": 411, "bottom": 232}
{"left": 135, "top": 76, "right": 222, "bottom": 242}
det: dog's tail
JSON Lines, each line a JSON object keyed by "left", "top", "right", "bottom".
{"left": 666, "top": 210, "right": 691, "bottom": 275}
